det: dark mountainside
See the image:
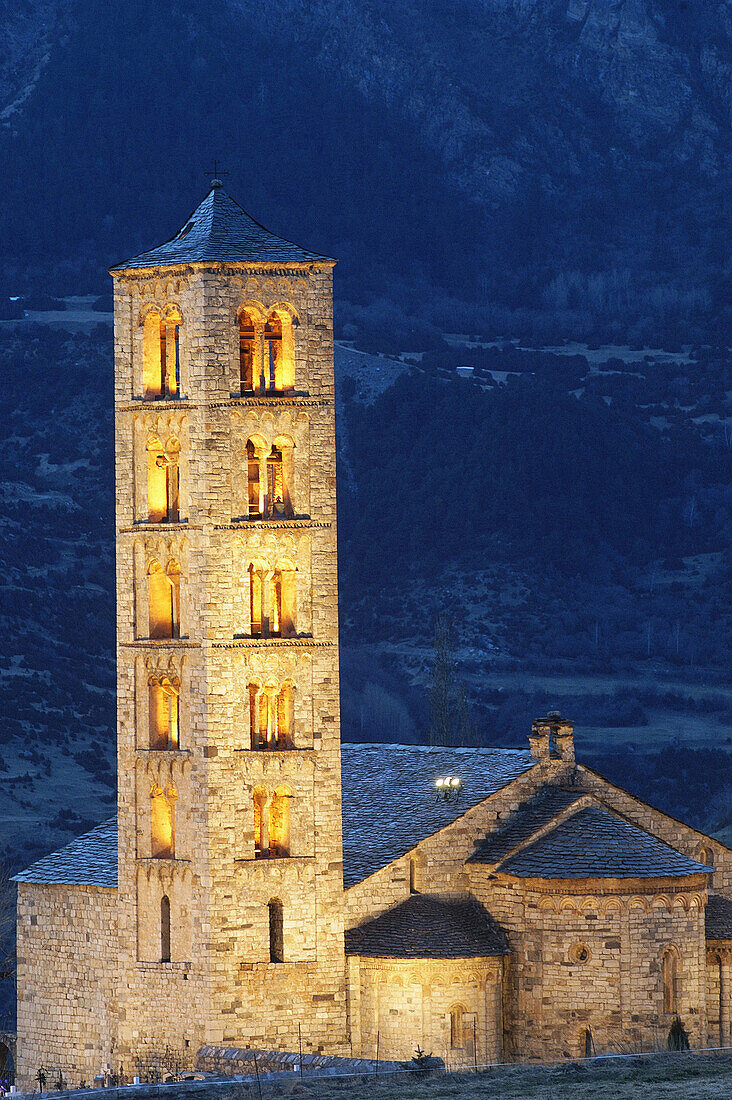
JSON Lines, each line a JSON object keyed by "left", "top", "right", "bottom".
{"left": 0, "top": 0, "right": 729, "bottom": 342}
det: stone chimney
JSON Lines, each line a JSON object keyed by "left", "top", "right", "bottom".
{"left": 554, "top": 716, "right": 575, "bottom": 763}
{"left": 528, "top": 718, "right": 552, "bottom": 762}
{"left": 529, "top": 711, "right": 575, "bottom": 764}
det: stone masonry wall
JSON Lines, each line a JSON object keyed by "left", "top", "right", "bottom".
{"left": 347, "top": 956, "right": 503, "bottom": 1067}
{"left": 16, "top": 884, "right": 119, "bottom": 1091}
{"left": 470, "top": 866, "right": 708, "bottom": 1060}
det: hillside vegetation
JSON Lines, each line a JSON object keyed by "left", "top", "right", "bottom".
{"left": 0, "top": 1, "right": 728, "bottom": 342}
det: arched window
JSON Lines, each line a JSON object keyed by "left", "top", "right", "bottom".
{"left": 148, "top": 561, "right": 180, "bottom": 640}
{"left": 267, "top": 445, "right": 284, "bottom": 516}
{"left": 450, "top": 1005, "right": 465, "bottom": 1049}
{"left": 249, "top": 564, "right": 263, "bottom": 636}
{"left": 663, "top": 947, "right": 680, "bottom": 1014}
{"left": 160, "top": 894, "right": 171, "bottom": 962}
{"left": 264, "top": 314, "right": 282, "bottom": 390}
{"left": 276, "top": 566, "right": 297, "bottom": 637}
{"left": 268, "top": 899, "right": 284, "bottom": 962}
{"left": 239, "top": 310, "right": 256, "bottom": 394}
{"left": 266, "top": 310, "right": 295, "bottom": 392}
{"left": 246, "top": 439, "right": 261, "bottom": 516}
{"left": 149, "top": 676, "right": 180, "bottom": 749}
{"left": 409, "top": 858, "right": 417, "bottom": 894}
{"left": 253, "top": 789, "right": 267, "bottom": 857}
{"left": 150, "top": 785, "right": 174, "bottom": 858}
{"left": 248, "top": 566, "right": 296, "bottom": 638}
{"left": 276, "top": 682, "right": 294, "bottom": 747}
{"left": 147, "top": 438, "right": 180, "bottom": 523}
{"left": 249, "top": 682, "right": 294, "bottom": 750}
{"left": 143, "top": 310, "right": 181, "bottom": 399}
{"left": 269, "top": 788, "right": 291, "bottom": 857}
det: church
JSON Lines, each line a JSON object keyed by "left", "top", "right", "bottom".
{"left": 13, "top": 185, "right": 732, "bottom": 1088}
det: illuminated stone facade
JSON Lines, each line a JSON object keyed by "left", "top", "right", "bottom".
{"left": 13, "top": 189, "right": 732, "bottom": 1088}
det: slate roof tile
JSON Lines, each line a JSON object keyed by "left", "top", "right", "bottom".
{"left": 344, "top": 894, "right": 508, "bottom": 958}
{"left": 12, "top": 818, "right": 118, "bottom": 888}
{"left": 112, "top": 184, "right": 331, "bottom": 270}
{"left": 340, "top": 744, "right": 537, "bottom": 888}
{"left": 14, "top": 746, "right": 537, "bottom": 889}
{"left": 497, "top": 807, "right": 712, "bottom": 879}
{"left": 468, "top": 786, "right": 583, "bottom": 864}
{"left": 705, "top": 893, "right": 732, "bottom": 940}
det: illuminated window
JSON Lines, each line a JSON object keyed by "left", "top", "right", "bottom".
{"left": 239, "top": 310, "right": 256, "bottom": 394}
{"left": 247, "top": 440, "right": 261, "bottom": 516}
{"left": 160, "top": 895, "right": 171, "bottom": 962}
{"left": 148, "top": 561, "right": 180, "bottom": 639}
{"left": 249, "top": 683, "right": 293, "bottom": 750}
{"left": 147, "top": 438, "right": 180, "bottom": 523}
{"left": 253, "top": 789, "right": 267, "bottom": 857}
{"left": 150, "top": 785, "right": 175, "bottom": 858}
{"left": 248, "top": 566, "right": 296, "bottom": 638}
{"left": 269, "top": 788, "right": 291, "bottom": 857}
{"left": 149, "top": 676, "right": 180, "bottom": 749}
{"left": 268, "top": 899, "right": 284, "bottom": 963}
{"left": 143, "top": 310, "right": 181, "bottom": 399}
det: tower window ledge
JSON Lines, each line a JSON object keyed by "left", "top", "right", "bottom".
{"left": 125, "top": 638, "right": 199, "bottom": 649}
{"left": 235, "top": 855, "right": 314, "bottom": 865}
{"left": 234, "top": 747, "right": 314, "bottom": 755}
{"left": 228, "top": 390, "right": 310, "bottom": 402}
{"left": 134, "top": 519, "right": 189, "bottom": 529}
{"left": 134, "top": 396, "right": 191, "bottom": 406}
{"left": 217, "top": 637, "right": 333, "bottom": 650}
{"left": 137, "top": 748, "right": 192, "bottom": 757}
{"left": 227, "top": 514, "right": 310, "bottom": 526}
{"left": 136, "top": 857, "right": 192, "bottom": 865}
{"left": 136, "top": 961, "right": 192, "bottom": 971}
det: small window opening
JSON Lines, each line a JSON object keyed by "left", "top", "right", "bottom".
{"left": 264, "top": 316, "right": 282, "bottom": 390}
{"left": 160, "top": 894, "right": 171, "bottom": 962}
{"left": 663, "top": 948, "right": 679, "bottom": 1014}
{"left": 450, "top": 1006, "right": 465, "bottom": 1049}
{"left": 583, "top": 1028, "right": 594, "bottom": 1058}
{"left": 268, "top": 899, "right": 284, "bottom": 962}
{"left": 240, "top": 312, "right": 256, "bottom": 394}
{"left": 247, "top": 440, "right": 261, "bottom": 516}
{"left": 254, "top": 790, "right": 266, "bottom": 857}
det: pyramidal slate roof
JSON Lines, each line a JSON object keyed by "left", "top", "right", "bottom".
{"left": 496, "top": 807, "right": 712, "bottom": 880}
{"left": 344, "top": 894, "right": 508, "bottom": 959}
{"left": 111, "top": 183, "right": 332, "bottom": 271}
{"left": 468, "top": 785, "right": 584, "bottom": 865}
{"left": 12, "top": 818, "right": 117, "bottom": 888}
{"left": 13, "top": 745, "right": 537, "bottom": 889}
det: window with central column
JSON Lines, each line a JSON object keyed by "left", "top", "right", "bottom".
{"left": 248, "top": 682, "right": 294, "bottom": 749}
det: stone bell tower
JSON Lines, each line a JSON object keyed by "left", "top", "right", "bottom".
{"left": 110, "top": 181, "right": 348, "bottom": 1060}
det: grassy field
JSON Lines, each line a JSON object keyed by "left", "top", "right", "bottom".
{"left": 252, "top": 1053, "right": 732, "bottom": 1099}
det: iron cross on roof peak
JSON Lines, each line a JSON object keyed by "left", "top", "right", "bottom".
{"left": 208, "top": 161, "right": 229, "bottom": 189}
